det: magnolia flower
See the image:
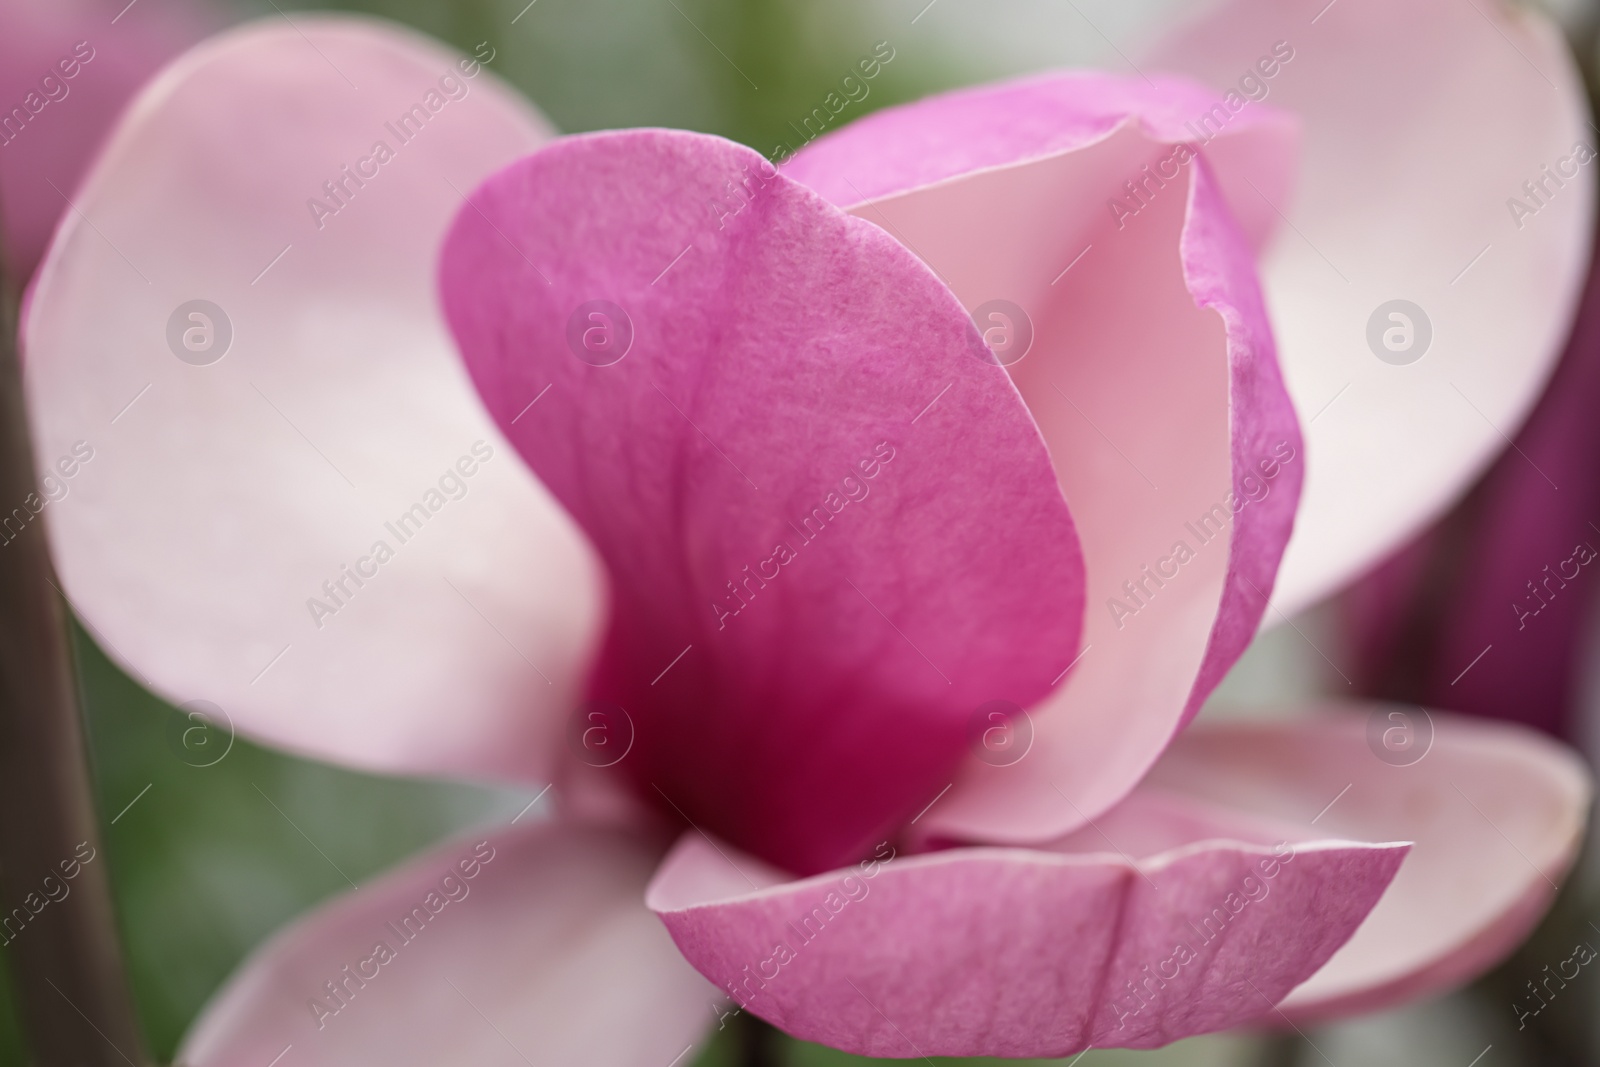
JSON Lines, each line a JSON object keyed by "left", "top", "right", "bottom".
{"left": 17, "top": 0, "right": 1595, "bottom": 1061}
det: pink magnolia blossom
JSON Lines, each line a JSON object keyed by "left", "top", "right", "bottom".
{"left": 15, "top": 2, "right": 1596, "bottom": 1061}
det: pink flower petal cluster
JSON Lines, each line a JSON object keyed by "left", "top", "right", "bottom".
{"left": 14, "top": 2, "right": 1595, "bottom": 1061}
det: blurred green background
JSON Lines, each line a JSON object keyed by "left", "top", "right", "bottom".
{"left": 3, "top": 1, "right": 1598, "bottom": 1064}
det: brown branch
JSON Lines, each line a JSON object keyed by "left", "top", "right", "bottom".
{"left": 0, "top": 237, "right": 151, "bottom": 1061}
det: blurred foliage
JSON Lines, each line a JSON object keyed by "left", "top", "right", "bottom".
{"left": 246, "top": 0, "right": 954, "bottom": 146}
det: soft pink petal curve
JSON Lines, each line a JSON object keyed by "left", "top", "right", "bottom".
{"left": 1142, "top": 706, "right": 1592, "bottom": 1020}
{"left": 1148, "top": 0, "right": 1595, "bottom": 616}
{"left": 647, "top": 820, "right": 1404, "bottom": 1057}
{"left": 0, "top": 0, "right": 214, "bottom": 281}
{"left": 439, "top": 128, "right": 1086, "bottom": 876}
{"left": 787, "top": 74, "right": 1303, "bottom": 846}
{"left": 782, "top": 70, "right": 1297, "bottom": 254}
{"left": 180, "top": 821, "right": 717, "bottom": 1066}
{"left": 21, "top": 17, "right": 605, "bottom": 781}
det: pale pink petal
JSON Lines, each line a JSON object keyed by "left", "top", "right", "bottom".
{"left": 787, "top": 74, "right": 1303, "bottom": 845}
{"left": 1142, "top": 707, "right": 1591, "bottom": 1020}
{"left": 1148, "top": 0, "right": 1594, "bottom": 615}
{"left": 181, "top": 821, "right": 717, "bottom": 1066}
{"left": 22, "top": 18, "right": 605, "bottom": 781}
{"left": 647, "top": 817, "right": 1404, "bottom": 1057}
{"left": 0, "top": 0, "right": 214, "bottom": 280}
{"left": 440, "top": 128, "right": 1086, "bottom": 875}
{"left": 782, "top": 70, "right": 1297, "bottom": 253}
{"left": 1347, "top": 241, "right": 1600, "bottom": 739}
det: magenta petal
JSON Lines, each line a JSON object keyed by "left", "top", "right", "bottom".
{"left": 181, "top": 822, "right": 716, "bottom": 1066}
{"left": 440, "top": 129, "right": 1086, "bottom": 875}
{"left": 647, "top": 825, "right": 1403, "bottom": 1057}
{"left": 788, "top": 75, "right": 1302, "bottom": 845}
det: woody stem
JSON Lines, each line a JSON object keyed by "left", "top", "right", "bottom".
{"left": 732, "top": 1009, "right": 785, "bottom": 1066}
{"left": 0, "top": 233, "right": 152, "bottom": 1062}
